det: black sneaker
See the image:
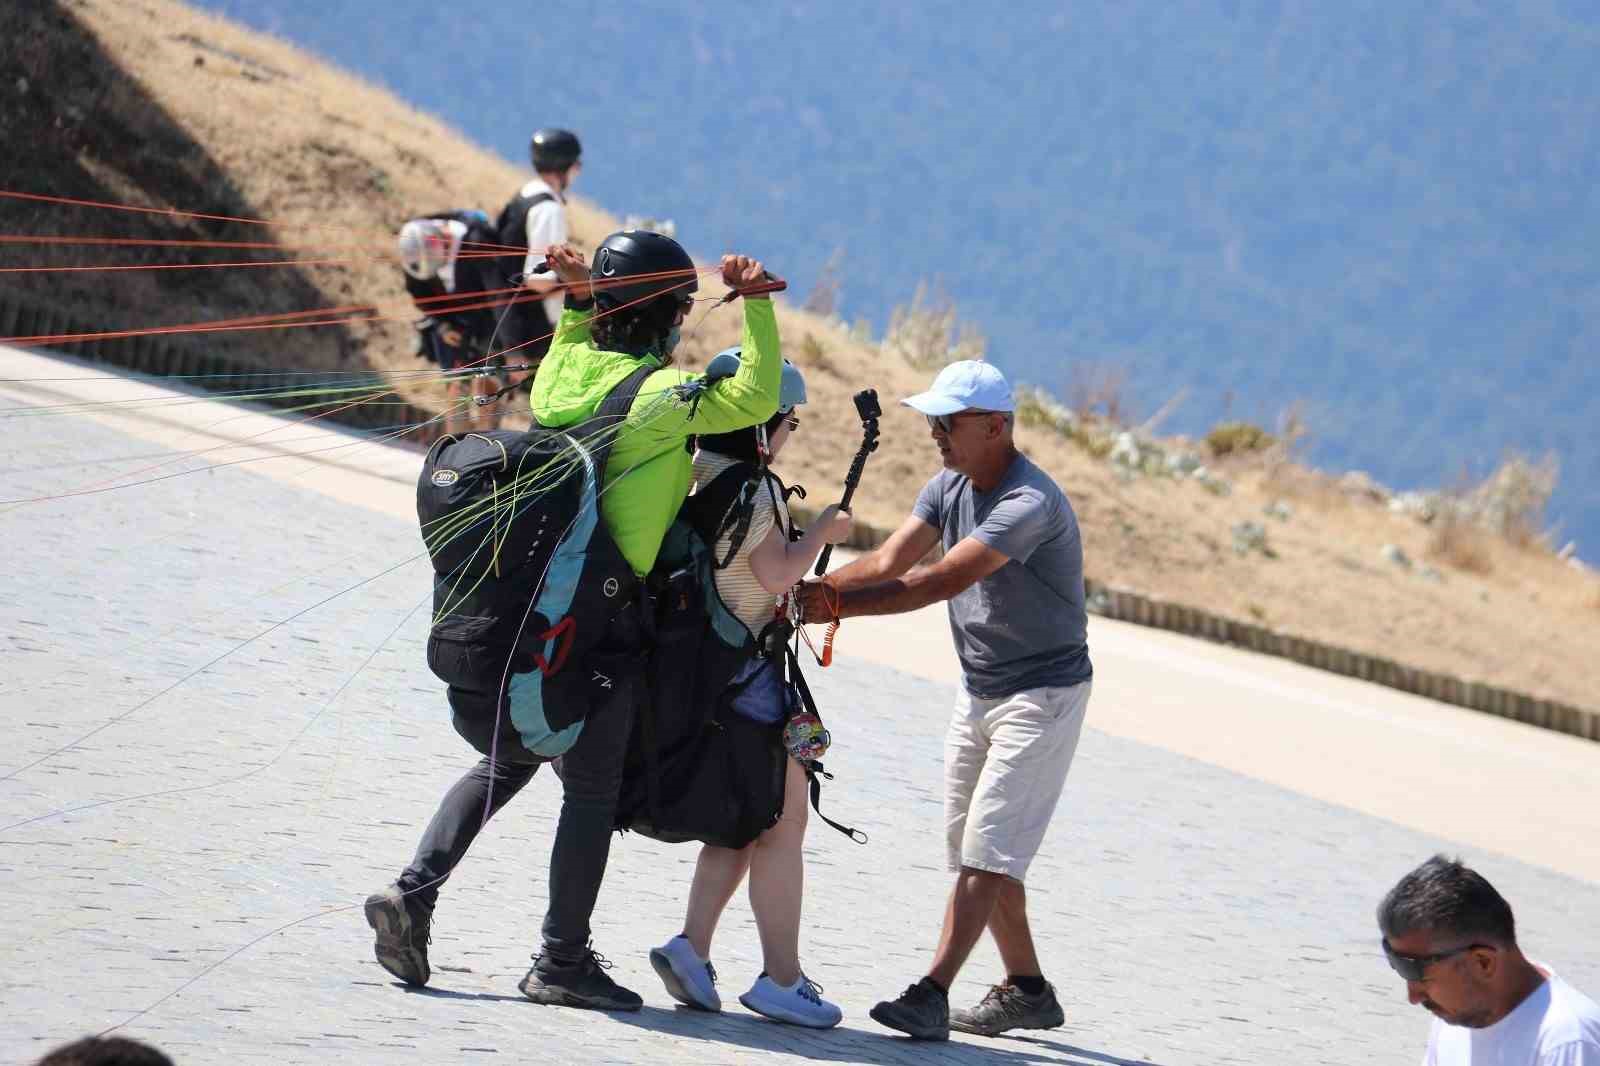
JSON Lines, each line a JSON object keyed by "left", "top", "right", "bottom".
{"left": 869, "top": 978, "right": 949, "bottom": 1040}
{"left": 519, "top": 947, "right": 643, "bottom": 1012}
{"left": 950, "top": 981, "right": 1066, "bottom": 1037}
{"left": 363, "top": 883, "right": 432, "bottom": 987}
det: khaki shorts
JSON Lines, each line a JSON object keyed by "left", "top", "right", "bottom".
{"left": 945, "top": 680, "right": 1091, "bottom": 880}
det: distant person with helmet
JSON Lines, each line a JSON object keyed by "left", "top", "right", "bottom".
{"left": 796, "top": 360, "right": 1093, "bottom": 1041}
{"left": 397, "top": 209, "right": 503, "bottom": 435}
{"left": 365, "top": 229, "right": 786, "bottom": 1015}
{"left": 646, "top": 351, "right": 853, "bottom": 1029}
{"left": 491, "top": 127, "right": 582, "bottom": 382}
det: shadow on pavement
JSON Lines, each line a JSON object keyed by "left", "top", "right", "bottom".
{"left": 610, "top": 1005, "right": 1170, "bottom": 1064}
{"left": 397, "top": 984, "right": 528, "bottom": 1006}
{"left": 1012, "top": 1035, "right": 1173, "bottom": 1065}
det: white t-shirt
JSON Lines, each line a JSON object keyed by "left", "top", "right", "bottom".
{"left": 1424, "top": 969, "right": 1600, "bottom": 1066}
{"left": 691, "top": 452, "right": 787, "bottom": 638}
{"left": 518, "top": 177, "right": 568, "bottom": 323}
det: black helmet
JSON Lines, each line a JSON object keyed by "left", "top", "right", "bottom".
{"left": 590, "top": 230, "right": 697, "bottom": 311}
{"left": 530, "top": 128, "right": 581, "bottom": 171}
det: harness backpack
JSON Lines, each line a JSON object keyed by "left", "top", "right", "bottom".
{"left": 611, "top": 509, "right": 783, "bottom": 849}
{"left": 612, "top": 461, "right": 864, "bottom": 849}
{"left": 417, "top": 366, "right": 651, "bottom": 761}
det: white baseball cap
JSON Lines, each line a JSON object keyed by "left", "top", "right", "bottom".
{"left": 900, "top": 360, "right": 1014, "bottom": 416}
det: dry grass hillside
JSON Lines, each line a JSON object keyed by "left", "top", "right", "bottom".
{"left": 8, "top": 0, "right": 1598, "bottom": 710}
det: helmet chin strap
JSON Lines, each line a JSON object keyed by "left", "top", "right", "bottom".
{"left": 755, "top": 404, "right": 797, "bottom": 465}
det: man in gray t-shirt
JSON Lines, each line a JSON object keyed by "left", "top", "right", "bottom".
{"left": 798, "top": 360, "right": 1092, "bottom": 1043}
{"left": 913, "top": 460, "right": 1091, "bottom": 698}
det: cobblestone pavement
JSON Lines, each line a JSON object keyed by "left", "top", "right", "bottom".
{"left": 2, "top": 370, "right": 1598, "bottom": 1065}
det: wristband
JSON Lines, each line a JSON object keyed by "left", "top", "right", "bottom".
{"left": 820, "top": 577, "right": 842, "bottom": 624}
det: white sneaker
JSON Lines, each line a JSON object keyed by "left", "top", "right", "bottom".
{"left": 649, "top": 935, "right": 721, "bottom": 1012}
{"left": 739, "top": 972, "right": 843, "bottom": 1029}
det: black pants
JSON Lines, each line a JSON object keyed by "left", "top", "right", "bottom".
{"left": 396, "top": 613, "right": 642, "bottom": 964}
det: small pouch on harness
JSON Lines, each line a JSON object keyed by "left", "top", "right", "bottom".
{"left": 726, "top": 657, "right": 793, "bottom": 725}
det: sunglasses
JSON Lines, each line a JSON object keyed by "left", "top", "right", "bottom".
{"left": 1381, "top": 938, "right": 1490, "bottom": 981}
{"left": 780, "top": 411, "right": 800, "bottom": 431}
{"left": 926, "top": 411, "right": 994, "bottom": 434}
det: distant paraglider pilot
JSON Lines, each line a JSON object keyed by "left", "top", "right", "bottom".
{"left": 490, "top": 127, "right": 583, "bottom": 386}
{"left": 396, "top": 209, "right": 503, "bottom": 435}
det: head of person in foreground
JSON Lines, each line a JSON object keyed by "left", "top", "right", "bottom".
{"left": 1377, "top": 854, "right": 1541, "bottom": 1028}
{"left": 37, "top": 1036, "right": 173, "bottom": 1066}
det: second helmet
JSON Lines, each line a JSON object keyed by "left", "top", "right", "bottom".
{"left": 704, "top": 347, "right": 807, "bottom": 412}
{"left": 530, "top": 128, "right": 581, "bottom": 171}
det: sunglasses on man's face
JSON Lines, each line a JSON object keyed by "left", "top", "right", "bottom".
{"left": 926, "top": 411, "right": 993, "bottom": 434}
{"left": 1381, "top": 938, "right": 1490, "bottom": 982}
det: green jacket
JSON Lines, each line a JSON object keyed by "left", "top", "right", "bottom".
{"left": 530, "top": 298, "right": 782, "bottom": 576}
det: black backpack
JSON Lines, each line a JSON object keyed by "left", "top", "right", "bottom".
{"left": 417, "top": 366, "right": 651, "bottom": 762}
{"left": 491, "top": 187, "right": 557, "bottom": 348}
{"left": 612, "top": 463, "right": 864, "bottom": 849}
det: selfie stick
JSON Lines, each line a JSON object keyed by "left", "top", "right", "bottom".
{"left": 813, "top": 389, "right": 882, "bottom": 577}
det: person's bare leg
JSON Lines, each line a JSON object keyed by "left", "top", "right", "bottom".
{"left": 481, "top": 373, "right": 508, "bottom": 431}
{"left": 927, "top": 866, "right": 1007, "bottom": 990}
{"left": 469, "top": 374, "right": 497, "bottom": 432}
{"left": 988, "top": 877, "right": 1042, "bottom": 978}
{"left": 442, "top": 380, "right": 468, "bottom": 438}
{"left": 747, "top": 757, "right": 809, "bottom": 986}
{"left": 682, "top": 843, "right": 753, "bottom": 959}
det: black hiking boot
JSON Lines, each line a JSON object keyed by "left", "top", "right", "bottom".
{"left": 950, "top": 980, "right": 1066, "bottom": 1037}
{"left": 363, "top": 883, "right": 432, "bottom": 987}
{"left": 518, "top": 946, "right": 643, "bottom": 1012}
{"left": 869, "top": 977, "right": 949, "bottom": 1040}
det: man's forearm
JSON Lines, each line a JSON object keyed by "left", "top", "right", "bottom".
{"left": 836, "top": 566, "right": 952, "bottom": 618}
{"left": 824, "top": 548, "right": 893, "bottom": 591}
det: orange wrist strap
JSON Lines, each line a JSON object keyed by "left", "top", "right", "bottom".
{"left": 818, "top": 579, "right": 842, "bottom": 667}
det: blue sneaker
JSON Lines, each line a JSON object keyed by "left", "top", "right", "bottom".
{"left": 739, "top": 972, "right": 842, "bottom": 1029}
{"left": 649, "top": 935, "right": 721, "bottom": 1012}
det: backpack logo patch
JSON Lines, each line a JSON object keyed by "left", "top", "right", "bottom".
{"left": 430, "top": 468, "right": 460, "bottom": 487}
{"left": 602, "top": 578, "right": 620, "bottom": 598}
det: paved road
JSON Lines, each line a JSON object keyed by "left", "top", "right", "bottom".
{"left": 2, "top": 350, "right": 1598, "bottom": 1065}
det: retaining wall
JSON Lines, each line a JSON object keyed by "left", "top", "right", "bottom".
{"left": 788, "top": 503, "right": 1599, "bottom": 745}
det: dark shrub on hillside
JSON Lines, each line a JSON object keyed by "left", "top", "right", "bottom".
{"left": 1206, "top": 421, "right": 1276, "bottom": 457}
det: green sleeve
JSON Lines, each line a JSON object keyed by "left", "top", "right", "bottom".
{"left": 662, "top": 298, "right": 782, "bottom": 434}
{"left": 549, "top": 305, "right": 594, "bottom": 348}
